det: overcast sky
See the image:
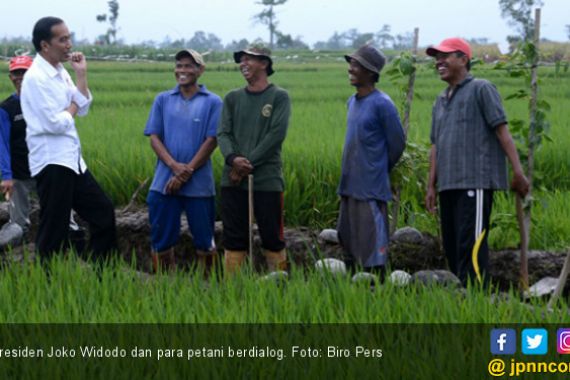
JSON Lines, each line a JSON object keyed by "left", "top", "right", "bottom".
{"left": 1, "top": 0, "right": 568, "bottom": 51}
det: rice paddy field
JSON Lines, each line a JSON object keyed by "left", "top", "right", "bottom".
{"left": 0, "top": 56, "right": 569, "bottom": 327}
{"left": 3, "top": 57, "right": 564, "bottom": 250}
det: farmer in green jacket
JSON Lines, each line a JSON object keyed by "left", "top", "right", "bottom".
{"left": 217, "top": 44, "right": 291, "bottom": 275}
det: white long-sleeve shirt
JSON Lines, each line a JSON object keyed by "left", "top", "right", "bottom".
{"left": 21, "top": 54, "right": 92, "bottom": 177}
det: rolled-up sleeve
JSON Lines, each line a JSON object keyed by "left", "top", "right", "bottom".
{"left": 144, "top": 94, "right": 164, "bottom": 137}
{"left": 73, "top": 88, "right": 92, "bottom": 117}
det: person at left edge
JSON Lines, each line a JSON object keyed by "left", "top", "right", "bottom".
{"left": 144, "top": 49, "right": 222, "bottom": 274}
{"left": 0, "top": 56, "right": 36, "bottom": 242}
{"left": 20, "top": 17, "right": 117, "bottom": 263}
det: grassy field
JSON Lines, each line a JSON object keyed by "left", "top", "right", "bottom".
{"left": 0, "top": 58, "right": 568, "bottom": 352}
{"left": 0, "top": 256, "right": 566, "bottom": 323}
{"left": 0, "top": 59, "right": 569, "bottom": 239}
{"left": 2, "top": 59, "right": 567, "bottom": 249}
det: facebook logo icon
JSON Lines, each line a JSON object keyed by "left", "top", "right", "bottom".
{"left": 491, "top": 329, "right": 516, "bottom": 355}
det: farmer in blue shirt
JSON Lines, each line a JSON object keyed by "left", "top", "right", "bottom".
{"left": 337, "top": 45, "right": 406, "bottom": 279}
{"left": 144, "top": 49, "right": 222, "bottom": 274}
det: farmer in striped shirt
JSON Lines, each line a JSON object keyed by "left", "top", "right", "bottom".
{"left": 425, "top": 38, "right": 529, "bottom": 285}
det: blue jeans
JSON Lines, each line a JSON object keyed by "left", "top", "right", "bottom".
{"left": 147, "top": 191, "right": 215, "bottom": 252}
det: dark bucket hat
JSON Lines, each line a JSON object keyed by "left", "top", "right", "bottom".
{"left": 233, "top": 44, "right": 274, "bottom": 76}
{"left": 344, "top": 45, "right": 386, "bottom": 74}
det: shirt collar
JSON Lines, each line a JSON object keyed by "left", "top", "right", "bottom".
{"left": 442, "top": 74, "right": 474, "bottom": 99}
{"left": 35, "top": 54, "right": 65, "bottom": 78}
{"left": 169, "top": 84, "right": 207, "bottom": 96}
{"left": 456, "top": 74, "right": 474, "bottom": 88}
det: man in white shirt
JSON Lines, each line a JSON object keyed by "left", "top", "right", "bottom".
{"left": 21, "top": 17, "right": 117, "bottom": 262}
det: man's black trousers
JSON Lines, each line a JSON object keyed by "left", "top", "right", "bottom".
{"left": 221, "top": 187, "right": 285, "bottom": 252}
{"left": 439, "top": 189, "right": 494, "bottom": 285}
{"left": 35, "top": 165, "right": 117, "bottom": 261}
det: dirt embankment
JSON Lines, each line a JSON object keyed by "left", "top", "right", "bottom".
{"left": 1, "top": 203, "right": 567, "bottom": 291}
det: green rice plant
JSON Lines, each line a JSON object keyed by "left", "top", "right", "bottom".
{"left": 0, "top": 257, "right": 566, "bottom": 323}
{"left": 1, "top": 60, "right": 569, "bottom": 250}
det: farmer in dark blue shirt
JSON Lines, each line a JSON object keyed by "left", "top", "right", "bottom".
{"left": 337, "top": 45, "right": 406, "bottom": 278}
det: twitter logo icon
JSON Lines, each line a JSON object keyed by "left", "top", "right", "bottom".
{"left": 522, "top": 329, "right": 548, "bottom": 355}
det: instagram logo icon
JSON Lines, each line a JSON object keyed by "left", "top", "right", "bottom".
{"left": 557, "top": 329, "right": 570, "bottom": 354}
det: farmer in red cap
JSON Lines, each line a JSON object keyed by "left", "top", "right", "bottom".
{"left": 0, "top": 56, "right": 35, "bottom": 247}
{"left": 425, "top": 37, "right": 529, "bottom": 285}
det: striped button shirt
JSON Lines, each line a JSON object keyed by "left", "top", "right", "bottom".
{"left": 430, "top": 75, "right": 508, "bottom": 192}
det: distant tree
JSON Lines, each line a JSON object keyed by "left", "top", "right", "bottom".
{"left": 341, "top": 28, "right": 360, "bottom": 47}
{"left": 159, "top": 36, "right": 172, "bottom": 49}
{"left": 312, "top": 41, "right": 327, "bottom": 50}
{"left": 96, "top": 0, "right": 120, "bottom": 45}
{"left": 325, "top": 31, "right": 347, "bottom": 50}
{"left": 498, "top": 0, "right": 543, "bottom": 41}
{"left": 506, "top": 35, "right": 523, "bottom": 52}
{"left": 226, "top": 39, "right": 250, "bottom": 51}
{"left": 169, "top": 39, "right": 187, "bottom": 49}
{"left": 392, "top": 32, "right": 414, "bottom": 50}
{"left": 468, "top": 37, "right": 490, "bottom": 45}
{"left": 188, "top": 31, "right": 223, "bottom": 51}
{"left": 375, "top": 24, "right": 394, "bottom": 49}
{"left": 253, "top": 0, "right": 288, "bottom": 49}
{"left": 275, "top": 32, "right": 309, "bottom": 50}
{"left": 351, "top": 32, "right": 374, "bottom": 49}
{"left": 566, "top": 24, "right": 570, "bottom": 40}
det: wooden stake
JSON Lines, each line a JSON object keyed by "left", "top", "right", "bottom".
{"left": 517, "top": 8, "right": 541, "bottom": 291}
{"left": 402, "top": 27, "right": 419, "bottom": 134}
{"left": 548, "top": 249, "right": 570, "bottom": 309}
{"left": 248, "top": 174, "right": 254, "bottom": 260}
{"left": 390, "top": 27, "right": 419, "bottom": 235}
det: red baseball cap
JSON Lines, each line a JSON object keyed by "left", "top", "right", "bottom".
{"left": 9, "top": 56, "right": 33, "bottom": 72}
{"left": 426, "top": 38, "right": 472, "bottom": 60}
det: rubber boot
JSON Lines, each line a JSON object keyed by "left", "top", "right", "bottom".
{"left": 224, "top": 250, "right": 247, "bottom": 277}
{"left": 151, "top": 248, "right": 176, "bottom": 273}
{"left": 196, "top": 250, "right": 219, "bottom": 279}
{"left": 264, "top": 249, "right": 287, "bottom": 272}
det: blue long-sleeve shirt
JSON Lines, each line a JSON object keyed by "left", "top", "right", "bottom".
{"left": 0, "top": 105, "right": 12, "bottom": 181}
{"left": 0, "top": 93, "right": 31, "bottom": 181}
{"left": 338, "top": 89, "right": 406, "bottom": 202}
